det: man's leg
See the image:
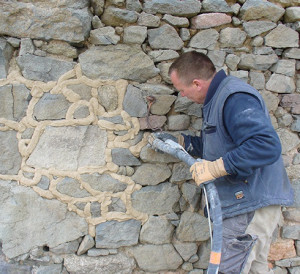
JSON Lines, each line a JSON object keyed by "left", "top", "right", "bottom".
{"left": 219, "top": 211, "right": 257, "bottom": 274}
{"left": 241, "top": 205, "right": 281, "bottom": 274}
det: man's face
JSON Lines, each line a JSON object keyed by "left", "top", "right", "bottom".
{"left": 170, "top": 70, "right": 205, "bottom": 104}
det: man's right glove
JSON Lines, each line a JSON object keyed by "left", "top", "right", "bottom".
{"left": 148, "top": 132, "right": 185, "bottom": 147}
{"left": 190, "top": 158, "right": 228, "bottom": 186}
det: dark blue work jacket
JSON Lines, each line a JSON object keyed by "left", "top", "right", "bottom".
{"left": 184, "top": 71, "right": 294, "bottom": 219}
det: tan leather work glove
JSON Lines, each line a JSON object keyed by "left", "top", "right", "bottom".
{"left": 190, "top": 158, "right": 228, "bottom": 186}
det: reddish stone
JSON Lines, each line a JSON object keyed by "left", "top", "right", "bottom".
{"left": 191, "top": 13, "right": 232, "bottom": 29}
{"left": 268, "top": 239, "right": 296, "bottom": 261}
{"left": 139, "top": 115, "right": 167, "bottom": 130}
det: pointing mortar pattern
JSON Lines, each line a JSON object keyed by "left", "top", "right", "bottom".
{"left": 0, "top": 64, "right": 148, "bottom": 237}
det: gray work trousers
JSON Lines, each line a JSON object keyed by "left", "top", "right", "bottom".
{"left": 219, "top": 205, "right": 281, "bottom": 274}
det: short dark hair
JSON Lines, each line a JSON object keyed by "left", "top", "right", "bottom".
{"left": 169, "top": 51, "right": 216, "bottom": 85}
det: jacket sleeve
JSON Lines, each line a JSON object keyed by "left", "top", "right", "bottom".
{"left": 222, "top": 92, "right": 282, "bottom": 178}
{"left": 182, "top": 134, "right": 203, "bottom": 158}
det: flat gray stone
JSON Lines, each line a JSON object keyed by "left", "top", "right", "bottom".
{"left": 131, "top": 182, "right": 180, "bottom": 215}
{"left": 243, "top": 21, "right": 277, "bottom": 38}
{"left": 33, "top": 93, "right": 71, "bottom": 121}
{"left": 0, "top": 131, "right": 22, "bottom": 175}
{"left": 0, "top": 180, "right": 88, "bottom": 259}
{"left": 176, "top": 211, "right": 210, "bottom": 242}
{"left": 79, "top": 44, "right": 159, "bottom": 82}
{"left": 265, "top": 25, "right": 299, "bottom": 48}
{"left": 266, "top": 74, "right": 296, "bottom": 93}
{"left": 111, "top": 148, "right": 141, "bottom": 166}
{"left": 238, "top": 53, "right": 278, "bottom": 71}
{"left": 101, "top": 6, "right": 138, "bottom": 26}
{"left": 219, "top": 27, "right": 247, "bottom": 48}
{"left": 189, "top": 29, "right": 219, "bottom": 49}
{"left": 57, "top": 177, "right": 91, "bottom": 198}
{"left": 26, "top": 126, "right": 107, "bottom": 170}
{"left": 201, "top": 0, "right": 232, "bottom": 13}
{"left": 239, "top": 0, "right": 285, "bottom": 22}
{"left": 131, "top": 244, "right": 183, "bottom": 272}
{"left": 89, "top": 27, "right": 120, "bottom": 45}
{"left": 0, "top": 1, "right": 92, "bottom": 43}
{"left": 64, "top": 253, "right": 136, "bottom": 274}
{"left": 0, "top": 38, "right": 13, "bottom": 79}
{"left": 143, "top": 0, "right": 201, "bottom": 17}
{"left": 123, "top": 85, "right": 147, "bottom": 117}
{"left": 81, "top": 173, "right": 127, "bottom": 192}
{"left": 140, "top": 216, "right": 174, "bottom": 244}
{"left": 96, "top": 219, "right": 141, "bottom": 248}
{"left": 17, "top": 54, "right": 76, "bottom": 82}
{"left": 148, "top": 24, "right": 184, "bottom": 50}
{"left": 132, "top": 163, "right": 171, "bottom": 186}
{"left": 77, "top": 235, "right": 95, "bottom": 255}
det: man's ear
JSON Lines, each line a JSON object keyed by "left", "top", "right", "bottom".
{"left": 193, "top": 79, "right": 202, "bottom": 88}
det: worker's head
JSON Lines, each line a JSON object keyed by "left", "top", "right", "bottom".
{"left": 169, "top": 51, "right": 216, "bottom": 104}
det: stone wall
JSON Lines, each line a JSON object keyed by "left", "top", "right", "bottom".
{"left": 0, "top": 0, "right": 299, "bottom": 273}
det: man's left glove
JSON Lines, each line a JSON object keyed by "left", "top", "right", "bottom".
{"left": 190, "top": 158, "right": 228, "bottom": 186}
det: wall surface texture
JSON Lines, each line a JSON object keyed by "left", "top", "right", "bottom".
{"left": 0, "top": 0, "right": 299, "bottom": 273}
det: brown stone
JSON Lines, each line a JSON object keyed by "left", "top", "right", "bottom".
{"left": 191, "top": 13, "right": 232, "bottom": 29}
{"left": 139, "top": 115, "right": 167, "bottom": 130}
{"left": 268, "top": 239, "right": 296, "bottom": 261}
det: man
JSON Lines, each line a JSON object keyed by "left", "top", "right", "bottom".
{"left": 150, "top": 51, "right": 294, "bottom": 273}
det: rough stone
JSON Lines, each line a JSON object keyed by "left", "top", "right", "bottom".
{"left": 131, "top": 244, "right": 183, "bottom": 272}
{"left": 239, "top": 0, "right": 285, "bottom": 22}
{"left": 77, "top": 235, "right": 95, "bottom": 255}
{"left": 219, "top": 27, "right": 247, "bottom": 48}
{"left": 81, "top": 173, "right": 127, "bottom": 192}
{"left": 33, "top": 93, "right": 71, "bottom": 120}
{"left": 148, "top": 50, "right": 179, "bottom": 63}
{"left": 208, "top": 50, "right": 226, "bottom": 68}
{"left": 242, "top": 21, "right": 277, "bottom": 37}
{"left": 148, "top": 24, "right": 184, "bottom": 50}
{"left": 276, "top": 128, "right": 300, "bottom": 154}
{"left": 98, "top": 85, "right": 118, "bottom": 111}
{"left": 126, "top": 0, "right": 142, "bottom": 12}
{"left": 132, "top": 163, "right": 171, "bottom": 186}
{"left": 265, "top": 25, "right": 299, "bottom": 48}
{"left": 0, "top": 2, "right": 92, "bottom": 43}
{"left": 17, "top": 54, "right": 76, "bottom": 82}
{"left": 19, "top": 38, "right": 35, "bottom": 56}
{"left": 123, "top": 84, "right": 147, "bottom": 117}
{"left": 282, "top": 225, "right": 300, "bottom": 240}
{"left": 249, "top": 71, "right": 265, "bottom": 90}
{"left": 134, "top": 83, "right": 175, "bottom": 95}
{"left": 41, "top": 40, "right": 78, "bottom": 58}
{"left": 270, "top": 59, "right": 296, "bottom": 77}
{"left": 140, "top": 146, "right": 179, "bottom": 164}
{"left": 173, "top": 241, "right": 198, "bottom": 261}
{"left": 280, "top": 94, "right": 300, "bottom": 114}
{"left": 149, "top": 95, "right": 177, "bottom": 115}
{"left": 189, "top": 29, "right": 219, "bottom": 49}
{"left": 194, "top": 240, "right": 210, "bottom": 269}
{"left": 27, "top": 126, "right": 107, "bottom": 170}
{"left": 111, "top": 148, "right": 141, "bottom": 166}
{"left": 143, "top": 0, "right": 201, "bottom": 17}
{"left": 191, "top": 13, "right": 232, "bottom": 29}
{"left": 291, "top": 116, "right": 300, "bottom": 133}
{"left": 0, "top": 180, "right": 88, "bottom": 259}
{"left": 64, "top": 253, "right": 136, "bottom": 274}
{"left": 131, "top": 182, "right": 180, "bottom": 215}
{"left": 201, "top": 0, "right": 232, "bottom": 13}
{"left": 260, "top": 90, "right": 280, "bottom": 113}
{"left": 167, "top": 114, "right": 190, "bottom": 130}
{"left": 238, "top": 54, "right": 278, "bottom": 71}
{"left": 284, "top": 7, "right": 300, "bottom": 23}
{"left": 139, "top": 115, "right": 167, "bottom": 130}
{"left": 123, "top": 26, "right": 147, "bottom": 44}
{"left": 266, "top": 74, "right": 296, "bottom": 93}
{"left": 162, "top": 14, "right": 189, "bottom": 27}
{"left": 140, "top": 216, "right": 174, "bottom": 244}
{"left": 137, "top": 12, "right": 160, "bottom": 27}
{"left": 0, "top": 131, "right": 22, "bottom": 175}
{"left": 176, "top": 211, "right": 210, "bottom": 242}
{"left": 181, "top": 183, "right": 201, "bottom": 211}
{"left": 89, "top": 27, "right": 120, "bottom": 45}
{"left": 50, "top": 239, "right": 80, "bottom": 255}
{"left": 57, "top": 177, "right": 91, "bottom": 198}
{"left": 101, "top": 7, "right": 138, "bottom": 26}
{"left": 283, "top": 48, "right": 300, "bottom": 59}
{"left": 0, "top": 38, "right": 13, "bottom": 79}
{"left": 96, "top": 219, "right": 141, "bottom": 248}
{"left": 226, "top": 54, "right": 240, "bottom": 71}
{"left": 79, "top": 45, "right": 159, "bottom": 82}
{"left": 170, "top": 162, "right": 193, "bottom": 183}
{"left": 275, "top": 257, "right": 300, "bottom": 268}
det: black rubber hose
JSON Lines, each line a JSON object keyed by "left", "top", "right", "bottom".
{"left": 151, "top": 139, "right": 223, "bottom": 274}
